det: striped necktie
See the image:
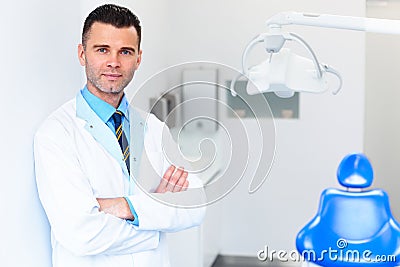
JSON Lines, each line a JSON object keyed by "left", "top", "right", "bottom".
{"left": 112, "top": 111, "right": 130, "bottom": 174}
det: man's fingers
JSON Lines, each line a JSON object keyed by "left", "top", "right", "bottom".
{"left": 182, "top": 180, "right": 189, "bottom": 191}
{"left": 156, "top": 165, "right": 190, "bottom": 193}
{"left": 155, "top": 165, "right": 176, "bottom": 193}
{"left": 173, "top": 171, "right": 188, "bottom": 192}
{"left": 166, "top": 167, "right": 184, "bottom": 192}
{"left": 163, "top": 165, "right": 176, "bottom": 181}
{"left": 155, "top": 178, "right": 168, "bottom": 193}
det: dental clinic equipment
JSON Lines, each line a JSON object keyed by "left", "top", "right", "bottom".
{"left": 231, "top": 11, "right": 400, "bottom": 98}
{"left": 245, "top": 12, "right": 400, "bottom": 194}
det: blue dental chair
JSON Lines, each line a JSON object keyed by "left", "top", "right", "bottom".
{"left": 296, "top": 153, "right": 400, "bottom": 266}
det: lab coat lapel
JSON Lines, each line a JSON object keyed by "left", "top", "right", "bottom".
{"left": 76, "top": 92, "right": 130, "bottom": 177}
{"left": 128, "top": 107, "right": 146, "bottom": 190}
{"left": 129, "top": 110, "right": 167, "bottom": 194}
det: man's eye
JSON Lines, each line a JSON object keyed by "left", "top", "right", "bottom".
{"left": 98, "top": 48, "right": 107, "bottom": 53}
{"left": 121, "top": 50, "right": 132, "bottom": 55}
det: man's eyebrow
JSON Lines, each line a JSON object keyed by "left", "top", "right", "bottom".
{"left": 92, "top": 44, "right": 110, "bottom": 49}
{"left": 120, "top": 47, "right": 136, "bottom": 53}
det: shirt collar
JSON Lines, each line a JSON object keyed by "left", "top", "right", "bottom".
{"left": 81, "top": 85, "right": 129, "bottom": 123}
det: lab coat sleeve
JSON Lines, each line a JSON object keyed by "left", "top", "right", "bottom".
{"left": 127, "top": 180, "right": 206, "bottom": 232}
{"left": 127, "top": 116, "right": 207, "bottom": 232}
{"left": 34, "top": 118, "right": 160, "bottom": 257}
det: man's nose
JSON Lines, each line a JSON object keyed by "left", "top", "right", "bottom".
{"left": 106, "top": 52, "right": 121, "bottom": 68}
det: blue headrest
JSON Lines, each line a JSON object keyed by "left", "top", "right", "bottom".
{"left": 337, "top": 153, "right": 373, "bottom": 188}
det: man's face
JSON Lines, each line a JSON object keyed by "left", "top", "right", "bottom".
{"left": 78, "top": 22, "right": 142, "bottom": 97}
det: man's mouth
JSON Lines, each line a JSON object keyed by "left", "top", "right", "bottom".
{"left": 103, "top": 73, "right": 122, "bottom": 81}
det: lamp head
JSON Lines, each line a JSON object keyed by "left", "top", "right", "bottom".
{"left": 233, "top": 29, "right": 342, "bottom": 98}
{"left": 246, "top": 48, "right": 329, "bottom": 98}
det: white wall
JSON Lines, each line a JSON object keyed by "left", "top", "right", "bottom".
{"left": 0, "top": 0, "right": 82, "bottom": 266}
{"left": 365, "top": 0, "right": 400, "bottom": 219}
{"left": 163, "top": 0, "right": 366, "bottom": 257}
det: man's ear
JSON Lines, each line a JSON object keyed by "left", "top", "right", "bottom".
{"left": 78, "top": 44, "right": 86, "bottom": 66}
{"left": 136, "top": 49, "right": 143, "bottom": 69}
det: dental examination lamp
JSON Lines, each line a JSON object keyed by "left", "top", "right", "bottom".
{"left": 231, "top": 12, "right": 400, "bottom": 98}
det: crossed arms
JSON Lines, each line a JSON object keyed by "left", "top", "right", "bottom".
{"left": 97, "top": 165, "right": 190, "bottom": 220}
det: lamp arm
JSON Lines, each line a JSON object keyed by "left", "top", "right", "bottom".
{"left": 266, "top": 11, "right": 400, "bottom": 35}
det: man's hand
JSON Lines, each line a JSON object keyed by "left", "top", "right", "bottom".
{"left": 96, "top": 197, "right": 134, "bottom": 220}
{"left": 155, "top": 165, "right": 189, "bottom": 193}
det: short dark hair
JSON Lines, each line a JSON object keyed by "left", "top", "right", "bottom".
{"left": 82, "top": 4, "right": 141, "bottom": 50}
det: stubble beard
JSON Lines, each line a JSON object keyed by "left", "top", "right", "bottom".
{"left": 85, "top": 59, "right": 134, "bottom": 96}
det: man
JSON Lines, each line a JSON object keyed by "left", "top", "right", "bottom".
{"left": 34, "top": 4, "right": 205, "bottom": 267}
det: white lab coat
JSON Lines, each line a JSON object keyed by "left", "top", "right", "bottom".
{"left": 34, "top": 92, "right": 206, "bottom": 267}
